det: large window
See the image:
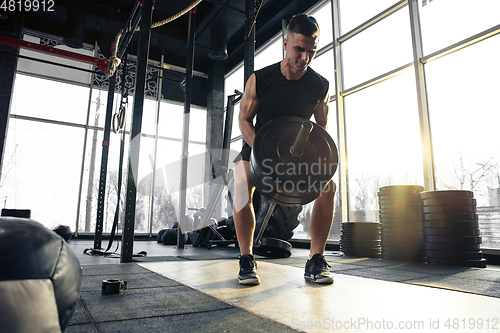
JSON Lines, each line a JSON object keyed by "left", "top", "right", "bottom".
{"left": 341, "top": 7, "right": 413, "bottom": 89}
{"left": 339, "top": 0, "right": 400, "bottom": 34}
{"left": 425, "top": 35, "right": 500, "bottom": 248}
{"left": 1, "top": 116, "right": 84, "bottom": 230}
{"left": 1, "top": 50, "right": 207, "bottom": 235}
{"left": 345, "top": 71, "right": 423, "bottom": 221}
{"left": 419, "top": 0, "right": 500, "bottom": 56}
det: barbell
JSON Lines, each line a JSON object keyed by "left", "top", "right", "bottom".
{"left": 249, "top": 116, "right": 338, "bottom": 248}
{"left": 250, "top": 116, "right": 338, "bottom": 207}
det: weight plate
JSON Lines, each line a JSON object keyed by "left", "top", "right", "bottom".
{"left": 424, "top": 242, "right": 481, "bottom": 252}
{"left": 379, "top": 222, "right": 422, "bottom": 229}
{"left": 381, "top": 245, "right": 423, "bottom": 252}
{"left": 381, "top": 241, "right": 423, "bottom": 249}
{"left": 341, "top": 232, "right": 380, "bottom": 238}
{"left": 342, "top": 227, "right": 380, "bottom": 231}
{"left": 422, "top": 220, "right": 479, "bottom": 229}
{"left": 342, "top": 251, "right": 382, "bottom": 258}
{"left": 340, "top": 236, "right": 380, "bottom": 243}
{"left": 422, "top": 205, "right": 477, "bottom": 214}
{"left": 377, "top": 194, "right": 422, "bottom": 202}
{"left": 380, "top": 220, "right": 422, "bottom": 230}
{"left": 423, "top": 227, "right": 480, "bottom": 236}
{"left": 378, "top": 185, "right": 424, "bottom": 193}
{"left": 340, "top": 243, "right": 381, "bottom": 249}
{"left": 382, "top": 244, "right": 423, "bottom": 250}
{"left": 341, "top": 228, "right": 380, "bottom": 233}
{"left": 340, "top": 239, "right": 381, "bottom": 245}
{"left": 421, "top": 198, "right": 476, "bottom": 207}
{"left": 379, "top": 213, "right": 422, "bottom": 220}
{"left": 426, "top": 257, "right": 486, "bottom": 268}
{"left": 340, "top": 230, "right": 380, "bottom": 239}
{"left": 341, "top": 226, "right": 381, "bottom": 232}
{"left": 341, "top": 245, "right": 381, "bottom": 251}
{"left": 379, "top": 201, "right": 421, "bottom": 207}
{"left": 382, "top": 246, "right": 423, "bottom": 254}
{"left": 378, "top": 197, "right": 422, "bottom": 205}
{"left": 341, "top": 228, "right": 381, "bottom": 232}
{"left": 379, "top": 206, "right": 421, "bottom": 215}
{"left": 340, "top": 242, "right": 381, "bottom": 248}
{"left": 254, "top": 237, "right": 292, "bottom": 258}
{"left": 341, "top": 229, "right": 381, "bottom": 234}
{"left": 424, "top": 250, "right": 483, "bottom": 260}
{"left": 341, "top": 223, "right": 380, "bottom": 229}
{"left": 342, "top": 222, "right": 380, "bottom": 226}
{"left": 423, "top": 213, "right": 478, "bottom": 221}
{"left": 382, "top": 254, "right": 425, "bottom": 261}
{"left": 342, "top": 243, "right": 382, "bottom": 249}
{"left": 420, "top": 190, "right": 474, "bottom": 200}
{"left": 424, "top": 235, "right": 482, "bottom": 244}
{"left": 341, "top": 237, "right": 381, "bottom": 243}
{"left": 250, "top": 117, "right": 338, "bottom": 206}
{"left": 380, "top": 224, "right": 422, "bottom": 230}
{"left": 382, "top": 246, "right": 424, "bottom": 254}
{"left": 381, "top": 227, "right": 422, "bottom": 234}
{"left": 340, "top": 246, "right": 381, "bottom": 252}
{"left": 381, "top": 233, "right": 422, "bottom": 241}
{"left": 381, "top": 245, "right": 424, "bottom": 251}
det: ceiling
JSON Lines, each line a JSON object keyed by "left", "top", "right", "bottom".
{"left": 18, "top": 0, "right": 325, "bottom": 75}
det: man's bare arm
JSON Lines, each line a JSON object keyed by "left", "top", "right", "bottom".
{"left": 238, "top": 73, "right": 261, "bottom": 148}
{"left": 313, "top": 88, "right": 329, "bottom": 130}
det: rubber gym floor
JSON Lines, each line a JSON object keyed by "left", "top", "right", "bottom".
{"left": 65, "top": 240, "right": 500, "bottom": 333}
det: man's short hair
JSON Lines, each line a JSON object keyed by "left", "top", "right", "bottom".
{"left": 287, "top": 14, "right": 320, "bottom": 39}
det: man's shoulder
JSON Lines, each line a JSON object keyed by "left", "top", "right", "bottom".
{"left": 254, "top": 62, "right": 280, "bottom": 76}
{"left": 307, "top": 66, "right": 328, "bottom": 85}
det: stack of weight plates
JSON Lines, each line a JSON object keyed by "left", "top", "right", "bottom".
{"left": 378, "top": 185, "right": 425, "bottom": 262}
{"left": 421, "top": 190, "right": 486, "bottom": 268}
{"left": 340, "top": 222, "right": 381, "bottom": 258}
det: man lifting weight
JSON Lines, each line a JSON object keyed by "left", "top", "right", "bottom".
{"left": 233, "top": 13, "right": 336, "bottom": 285}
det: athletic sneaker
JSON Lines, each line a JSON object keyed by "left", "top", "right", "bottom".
{"left": 238, "top": 254, "right": 260, "bottom": 285}
{"left": 304, "top": 254, "right": 334, "bottom": 284}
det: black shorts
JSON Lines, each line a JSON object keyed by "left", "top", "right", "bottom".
{"left": 234, "top": 142, "right": 252, "bottom": 162}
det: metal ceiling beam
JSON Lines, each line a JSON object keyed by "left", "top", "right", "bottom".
{"left": 203, "top": 0, "right": 245, "bottom": 14}
{"left": 0, "top": 34, "right": 109, "bottom": 74}
{"left": 53, "top": 0, "right": 132, "bottom": 24}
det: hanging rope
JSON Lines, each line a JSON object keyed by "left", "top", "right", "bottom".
{"left": 108, "top": 0, "right": 203, "bottom": 77}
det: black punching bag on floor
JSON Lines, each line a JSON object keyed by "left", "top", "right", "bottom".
{"left": 0, "top": 217, "right": 82, "bottom": 332}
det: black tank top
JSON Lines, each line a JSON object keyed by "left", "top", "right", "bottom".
{"left": 254, "top": 62, "right": 329, "bottom": 133}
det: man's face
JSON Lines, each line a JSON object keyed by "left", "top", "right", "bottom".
{"left": 284, "top": 31, "right": 318, "bottom": 73}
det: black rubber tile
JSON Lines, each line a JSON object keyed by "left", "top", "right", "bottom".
{"left": 81, "top": 263, "right": 152, "bottom": 276}
{"left": 132, "top": 256, "right": 190, "bottom": 263}
{"left": 406, "top": 275, "right": 500, "bottom": 298}
{"left": 177, "top": 255, "right": 239, "bottom": 261}
{"left": 330, "top": 257, "right": 398, "bottom": 267}
{"left": 68, "top": 299, "right": 92, "bottom": 325}
{"left": 448, "top": 268, "right": 500, "bottom": 283}
{"left": 80, "top": 272, "right": 182, "bottom": 292}
{"left": 89, "top": 307, "right": 299, "bottom": 333}
{"left": 334, "top": 266, "right": 437, "bottom": 282}
{"left": 79, "top": 286, "right": 233, "bottom": 322}
{"left": 385, "top": 261, "right": 472, "bottom": 275}
{"left": 65, "top": 323, "right": 97, "bottom": 333}
{"left": 261, "top": 256, "right": 309, "bottom": 268}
